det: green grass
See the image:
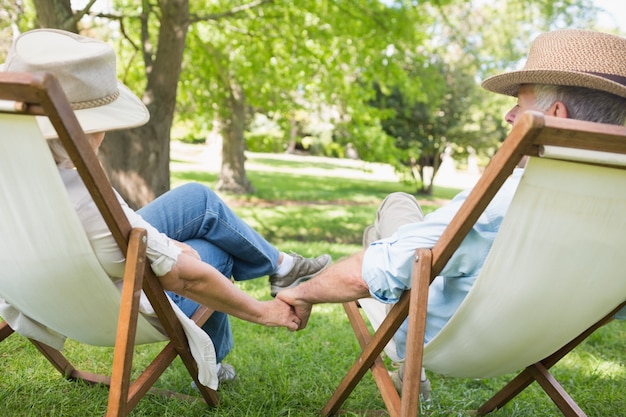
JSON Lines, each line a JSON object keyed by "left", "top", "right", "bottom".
{"left": 1, "top": 151, "right": 624, "bottom": 416}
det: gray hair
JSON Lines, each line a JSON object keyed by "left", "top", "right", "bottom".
{"left": 48, "top": 134, "right": 100, "bottom": 168}
{"left": 533, "top": 84, "right": 626, "bottom": 126}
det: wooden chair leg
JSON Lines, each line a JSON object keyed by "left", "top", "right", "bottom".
{"left": 477, "top": 367, "right": 535, "bottom": 415}
{"left": 106, "top": 228, "right": 220, "bottom": 414}
{"left": 126, "top": 341, "right": 178, "bottom": 409}
{"left": 0, "top": 321, "right": 14, "bottom": 341}
{"left": 346, "top": 301, "right": 402, "bottom": 417}
{"left": 3, "top": 320, "right": 111, "bottom": 386}
{"left": 136, "top": 233, "right": 219, "bottom": 408}
{"left": 322, "top": 295, "right": 410, "bottom": 417}
{"left": 107, "top": 228, "right": 148, "bottom": 417}
{"left": 5, "top": 322, "right": 112, "bottom": 387}
{"left": 321, "top": 301, "right": 392, "bottom": 417}
{"left": 477, "top": 363, "right": 586, "bottom": 417}
{"left": 400, "top": 249, "right": 432, "bottom": 417}
{"left": 323, "top": 249, "right": 433, "bottom": 417}
{"left": 530, "top": 363, "right": 586, "bottom": 417}
{"left": 478, "top": 303, "right": 625, "bottom": 416}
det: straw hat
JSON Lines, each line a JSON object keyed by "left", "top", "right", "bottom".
{"left": 1, "top": 28, "right": 149, "bottom": 139}
{"left": 482, "top": 29, "right": 626, "bottom": 99}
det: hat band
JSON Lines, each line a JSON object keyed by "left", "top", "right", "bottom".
{"left": 71, "top": 90, "right": 120, "bottom": 110}
{"left": 586, "top": 71, "right": 626, "bottom": 87}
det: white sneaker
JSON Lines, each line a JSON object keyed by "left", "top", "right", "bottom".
{"left": 217, "top": 362, "right": 236, "bottom": 383}
{"left": 389, "top": 364, "right": 431, "bottom": 401}
{"left": 191, "top": 362, "right": 236, "bottom": 391}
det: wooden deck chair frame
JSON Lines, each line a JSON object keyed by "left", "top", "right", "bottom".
{"left": 322, "top": 111, "right": 626, "bottom": 417}
{"left": 0, "top": 72, "right": 218, "bottom": 416}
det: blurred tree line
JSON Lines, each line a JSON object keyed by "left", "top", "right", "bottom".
{"left": 0, "top": 0, "right": 604, "bottom": 204}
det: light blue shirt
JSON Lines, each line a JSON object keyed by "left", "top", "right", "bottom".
{"left": 362, "top": 168, "right": 525, "bottom": 359}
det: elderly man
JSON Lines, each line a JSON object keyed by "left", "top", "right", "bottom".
{"left": 277, "top": 28, "right": 626, "bottom": 392}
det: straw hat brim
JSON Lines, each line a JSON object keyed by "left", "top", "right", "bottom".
{"left": 482, "top": 69, "right": 626, "bottom": 99}
{"left": 36, "top": 81, "right": 149, "bottom": 139}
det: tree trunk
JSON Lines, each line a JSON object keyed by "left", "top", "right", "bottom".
{"left": 286, "top": 116, "right": 297, "bottom": 153}
{"left": 216, "top": 78, "right": 255, "bottom": 194}
{"left": 99, "top": 0, "right": 189, "bottom": 209}
{"left": 31, "top": 0, "right": 77, "bottom": 32}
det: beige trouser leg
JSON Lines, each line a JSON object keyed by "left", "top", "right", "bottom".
{"left": 362, "top": 192, "right": 424, "bottom": 247}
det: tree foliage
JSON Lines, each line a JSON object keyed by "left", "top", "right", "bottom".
{"left": 371, "top": 58, "right": 482, "bottom": 194}
{"left": 3, "top": 0, "right": 606, "bottom": 201}
{"left": 175, "top": 0, "right": 436, "bottom": 192}
{"left": 364, "top": 0, "right": 598, "bottom": 194}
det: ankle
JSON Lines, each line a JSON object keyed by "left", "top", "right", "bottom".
{"left": 273, "top": 252, "right": 294, "bottom": 277}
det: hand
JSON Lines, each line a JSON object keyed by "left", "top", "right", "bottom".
{"left": 277, "top": 289, "right": 313, "bottom": 331}
{"left": 259, "top": 298, "right": 302, "bottom": 331}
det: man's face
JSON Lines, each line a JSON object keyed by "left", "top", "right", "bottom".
{"left": 504, "top": 85, "right": 538, "bottom": 126}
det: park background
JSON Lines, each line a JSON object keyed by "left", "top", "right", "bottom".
{"left": 0, "top": 1, "right": 624, "bottom": 416}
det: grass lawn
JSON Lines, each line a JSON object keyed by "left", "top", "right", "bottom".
{"left": 1, "top": 149, "right": 624, "bottom": 416}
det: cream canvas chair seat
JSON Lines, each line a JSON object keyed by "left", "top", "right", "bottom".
{"left": 0, "top": 72, "right": 219, "bottom": 416}
{"left": 0, "top": 110, "right": 169, "bottom": 347}
{"left": 421, "top": 156, "right": 626, "bottom": 378}
{"left": 323, "top": 112, "right": 626, "bottom": 417}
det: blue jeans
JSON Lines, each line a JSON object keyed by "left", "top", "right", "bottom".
{"left": 138, "top": 182, "right": 280, "bottom": 362}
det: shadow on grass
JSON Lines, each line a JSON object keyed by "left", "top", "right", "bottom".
{"left": 251, "top": 156, "right": 372, "bottom": 173}
{"left": 172, "top": 166, "right": 461, "bottom": 246}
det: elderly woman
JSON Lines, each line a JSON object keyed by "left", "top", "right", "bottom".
{"left": 2, "top": 28, "right": 330, "bottom": 384}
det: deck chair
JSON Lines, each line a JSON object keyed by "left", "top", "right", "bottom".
{"left": 0, "top": 72, "right": 219, "bottom": 416}
{"left": 323, "top": 111, "right": 626, "bottom": 417}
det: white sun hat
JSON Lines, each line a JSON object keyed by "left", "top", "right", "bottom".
{"left": 1, "top": 28, "right": 149, "bottom": 139}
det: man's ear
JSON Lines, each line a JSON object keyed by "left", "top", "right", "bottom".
{"left": 549, "top": 100, "right": 569, "bottom": 118}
